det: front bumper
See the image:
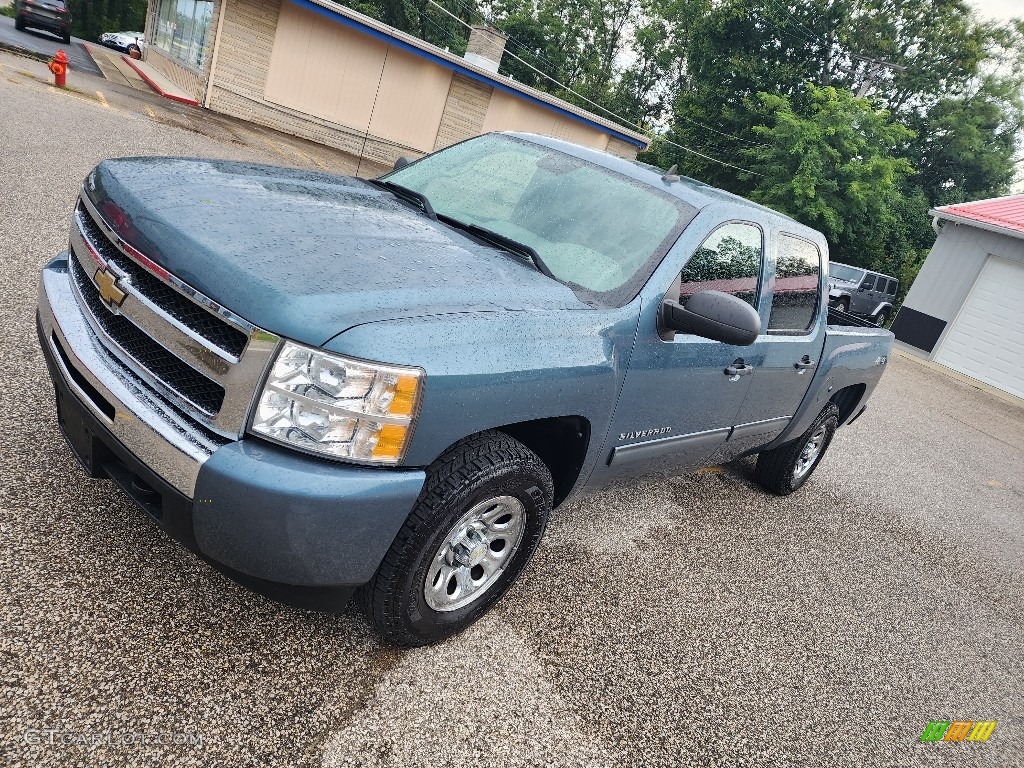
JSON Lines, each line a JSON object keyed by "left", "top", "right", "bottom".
{"left": 38, "top": 255, "right": 425, "bottom": 590}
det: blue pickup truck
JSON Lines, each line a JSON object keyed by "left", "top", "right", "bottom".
{"left": 36, "top": 132, "right": 892, "bottom": 645}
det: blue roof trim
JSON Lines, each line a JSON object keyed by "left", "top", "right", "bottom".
{"left": 287, "top": 0, "right": 646, "bottom": 149}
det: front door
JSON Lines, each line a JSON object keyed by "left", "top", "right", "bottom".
{"left": 598, "top": 221, "right": 767, "bottom": 480}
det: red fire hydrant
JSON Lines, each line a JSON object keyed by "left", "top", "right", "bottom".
{"left": 48, "top": 50, "right": 69, "bottom": 88}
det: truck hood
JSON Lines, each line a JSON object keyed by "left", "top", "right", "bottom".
{"left": 86, "top": 157, "right": 587, "bottom": 345}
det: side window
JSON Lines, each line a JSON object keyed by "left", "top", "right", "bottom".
{"left": 860, "top": 274, "right": 876, "bottom": 291}
{"left": 678, "top": 222, "right": 763, "bottom": 308}
{"left": 769, "top": 235, "right": 820, "bottom": 332}
{"left": 887, "top": 278, "right": 898, "bottom": 295}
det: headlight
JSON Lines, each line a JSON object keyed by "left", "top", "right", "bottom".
{"left": 251, "top": 342, "right": 424, "bottom": 464}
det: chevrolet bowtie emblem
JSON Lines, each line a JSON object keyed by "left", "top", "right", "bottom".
{"left": 94, "top": 267, "right": 127, "bottom": 308}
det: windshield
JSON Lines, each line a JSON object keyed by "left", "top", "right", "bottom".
{"left": 829, "top": 263, "right": 864, "bottom": 283}
{"left": 384, "top": 134, "right": 696, "bottom": 305}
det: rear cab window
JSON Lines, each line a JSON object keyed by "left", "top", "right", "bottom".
{"left": 769, "top": 234, "right": 820, "bottom": 333}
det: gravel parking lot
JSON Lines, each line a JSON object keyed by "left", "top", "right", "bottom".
{"left": 1, "top": 53, "right": 1022, "bottom": 767}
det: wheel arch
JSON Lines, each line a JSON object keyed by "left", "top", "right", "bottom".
{"left": 496, "top": 416, "right": 591, "bottom": 508}
{"left": 830, "top": 383, "right": 866, "bottom": 425}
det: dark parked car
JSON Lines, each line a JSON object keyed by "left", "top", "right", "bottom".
{"left": 14, "top": 0, "right": 71, "bottom": 43}
{"left": 827, "top": 262, "right": 898, "bottom": 326}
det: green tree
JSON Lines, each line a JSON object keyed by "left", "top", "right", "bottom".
{"left": 68, "top": 0, "right": 146, "bottom": 41}
{"left": 743, "top": 85, "right": 915, "bottom": 272}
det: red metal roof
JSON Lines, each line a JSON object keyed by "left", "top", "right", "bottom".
{"left": 934, "top": 195, "right": 1024, "bottom": 238}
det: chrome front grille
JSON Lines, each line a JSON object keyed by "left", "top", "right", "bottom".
{"left": 70, "top": 256, "right": 227, "bottom": 415}
{"left": 68, "top": 192, "right": 280, "bottom": 438}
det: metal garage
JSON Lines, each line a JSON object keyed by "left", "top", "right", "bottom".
{"left": 892, "top": 195, "right": 1024, "bottom": 400}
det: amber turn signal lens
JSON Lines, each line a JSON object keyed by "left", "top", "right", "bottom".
{"left": 389, "top": 374, "right": 420, "bottom": 417}
{"left": 372, "top": 423, "right": 410, "bottom": 461}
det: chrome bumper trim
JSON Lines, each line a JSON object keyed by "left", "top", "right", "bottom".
{"left": 39, "top": 257, "right": 227, "bottom": 497}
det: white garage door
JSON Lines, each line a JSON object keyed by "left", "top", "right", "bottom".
{"left": 935, "top": 255, "right": 1024, "bottom": 399}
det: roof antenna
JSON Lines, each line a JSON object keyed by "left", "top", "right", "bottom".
{"left": 662, "top": 164, "right": 680, "bottom": 183}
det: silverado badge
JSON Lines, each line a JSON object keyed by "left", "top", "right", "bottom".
{"left": 94, "top": 267, "right": 127, "bottom": 309}
{"left": 619, "top": 427, "right": 672, "bottom": 441}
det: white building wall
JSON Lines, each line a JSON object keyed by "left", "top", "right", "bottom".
{"left": 895, "top": 222, "right": 1024, "bottom": 360}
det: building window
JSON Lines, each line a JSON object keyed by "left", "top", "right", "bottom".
{"left": 153, "top": 0, "right": 214, "bottom": 70}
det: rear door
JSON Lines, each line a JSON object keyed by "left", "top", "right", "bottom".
{"left": 720, "top": 232, "right": 826, "bottom": 460}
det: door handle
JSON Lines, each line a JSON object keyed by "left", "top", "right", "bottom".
{"left": 794, "top": 357, "right": 817, "bottom": 370}
{"left": 724, "top": 361, "right": 754, "bottom": 377}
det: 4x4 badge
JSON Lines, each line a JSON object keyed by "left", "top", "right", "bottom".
{"left": 94, "top": 267, "right": 127, "bottom": 308}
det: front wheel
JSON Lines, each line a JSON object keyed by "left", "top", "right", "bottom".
{"left": 360, "top": 431, "right": 553, "bottom": 646}
{"left": 754, "top": 403, "right": 839, "bottom": 495}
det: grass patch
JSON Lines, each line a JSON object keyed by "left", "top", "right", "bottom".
{"left": 0, "top": 5, "right": 17, "bottom": 17}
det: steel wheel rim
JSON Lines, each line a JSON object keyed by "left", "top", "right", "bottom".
{"left": 424, "top": 495, "right": 526, "bottom": 612}
{"left": 793, "top": 425, "right": 828, "bottom": 480}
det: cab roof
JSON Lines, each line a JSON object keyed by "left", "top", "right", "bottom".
{"left": 510, "top": 132, "right": 806, "bottom": 228}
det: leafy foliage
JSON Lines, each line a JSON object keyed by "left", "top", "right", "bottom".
{"left": 67, "top": 0, "right": 146, "bottom": 42}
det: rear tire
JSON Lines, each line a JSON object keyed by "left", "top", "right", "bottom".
{"left": 15, "top": 16, "right": 25, "bottom": 31}
{"left": 360, "top": 431, "right": 553, "bottom": 647}
{"left": 874, "top": 308, "right": 890, "bottom": 326}
{"left": 63, "top": 33, "right": 71, "bottom": 44}
{"left": 754, "top": 403, "right": 839, "bottom": 496}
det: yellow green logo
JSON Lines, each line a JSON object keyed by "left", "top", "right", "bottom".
{"left": 919, "top": 721, "right": 996, "bottom": 742}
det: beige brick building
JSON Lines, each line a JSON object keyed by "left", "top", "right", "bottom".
{"left": 141, "top": 0, "right": 647, "bottom": 168}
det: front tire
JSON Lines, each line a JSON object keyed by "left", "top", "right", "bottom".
{"left": 754, "top": 403, "right": 839, "bottom": 495}
{"left": 360, "top": 431, "right": 553, "bottom": 646}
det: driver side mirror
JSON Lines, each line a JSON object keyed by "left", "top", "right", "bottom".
{"left": 661, "top": 290, "right": 760, "bottom": 345}
{"left": 392, "top": 156, "right": 413, "bottom": 171}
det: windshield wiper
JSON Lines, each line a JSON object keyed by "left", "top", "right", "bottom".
{"left": 369, "top": 179, "right": 437, "bottom": 220}
{"left": 437, "top": 215, "right": 554, "bottom": 278}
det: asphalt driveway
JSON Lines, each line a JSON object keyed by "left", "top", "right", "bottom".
{"left": 1, "top": 54, "right": 1021, "bottom": 767}
{"left": 0, "top": 14, "right": 100, "bottom": 76}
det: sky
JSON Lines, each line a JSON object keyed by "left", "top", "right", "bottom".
{"left": 969, "top": 0, "right": 1022, "bottom": 21}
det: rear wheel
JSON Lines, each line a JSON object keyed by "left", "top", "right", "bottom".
{"left": 874, "top": 308, "right": 890, "bottom": 326}
{"left": 63, "top": 32, "right": 71, "bottom": 44}
{"left": 360, "top": 431, "right": 553, "bottom": 646}
{"left": 754, "top": 403, "right": 839, "bottom": 496}
{"left": 15, "top": 16, "right": 25, "bottom": 31}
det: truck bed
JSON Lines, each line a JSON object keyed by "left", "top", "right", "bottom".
{"left": 826, "top": 306, "right": 882, "bottom": 327}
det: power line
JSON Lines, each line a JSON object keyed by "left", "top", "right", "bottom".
{"left": 426, "top": 0, "right": 763, "bottom": 176}
{"left": 760, "top": 0, "right": 818, "bottom": 45}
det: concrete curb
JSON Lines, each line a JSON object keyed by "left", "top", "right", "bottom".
{"left": 120, "top": 54, "right": 199, "bottom": 106}
{"left": 0, "top": 39, "right": 49, "bottom": 64}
